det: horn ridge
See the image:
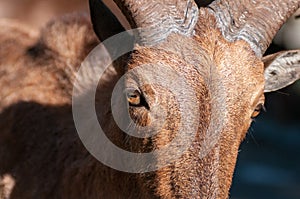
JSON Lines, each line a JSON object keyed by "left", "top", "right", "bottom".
{"left": 208, "top": 0, "right": 300, "bottom": 57}
{"left": 113, "top": 0, "right": 199, "bottom": 46}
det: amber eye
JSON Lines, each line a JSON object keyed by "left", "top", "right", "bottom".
{"left": 251, "top": 103, "right": 265, "bottom": 119}
{"left": 126, "top": 89, "right": 141, "bottom": 106}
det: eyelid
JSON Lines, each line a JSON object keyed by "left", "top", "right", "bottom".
{"left": 259, "top": 104, "right": 266, "bottom": 112}
{"left": 125, "top": 87, "right": 140, "bottom": 94}
{"left": 251, "top": 86, "right": 264, "bottom": 106}
{"left": 126, "top": 89, "right": 141, "bottom": 105}
{"left": 251, "top": 103, "right": 266, "bottom": 119}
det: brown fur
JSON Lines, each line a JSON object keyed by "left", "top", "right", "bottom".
{"left": 0, "top": 13, "right": 101, "bottom": 198}
{"left": 0, "top": 12, "right": 153, "bottom": 199}
{"left": 112, "top": 10, "right": 264, "bottom": 198}
{"left": 0, "top": 4, "right": 288, "bottom": 199}
{"left": 0, "top": 13, "right": 98, "bottom": 108}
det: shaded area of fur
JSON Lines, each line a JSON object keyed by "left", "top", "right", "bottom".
{"left": 0, "top": 13, "right": 104, "bottom": 198}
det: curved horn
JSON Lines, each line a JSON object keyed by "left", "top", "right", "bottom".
{"left": 89, "top": 0, "right": 125, "bottom": 42}
{"left": 113, "top": 0, "right": 199, "bottom": 45}
{"left": 89, "top": 0, "right": 135, "bottom": 58}
{"left": 208, "top": 0, "right": 300, "bottom": 57}
{"left": 194, "top": 0, "right": 214, "bottom": 8}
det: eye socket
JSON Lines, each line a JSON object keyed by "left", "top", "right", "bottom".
{"left": 251, "top": 103, "right": 265, "bottom": 119}
{"left": 125, "top": 87, "right": 150, "bottom": 109}
{"left": 126, "top": 89, "right": 141, "bottom": 106}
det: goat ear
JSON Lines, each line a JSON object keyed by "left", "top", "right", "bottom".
{"left": 89, "top": 0, "right": 125, "bottom": 42}
{"left": 263, "top": 50, "right": 300, "bottom": 92}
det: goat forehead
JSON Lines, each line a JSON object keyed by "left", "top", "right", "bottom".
{"left": 216, "top": 40, "right": 265, "bottom": 96}
{"left": 123, "top": 30, "right": 265, "bottom": 119}
{"left": 126, "top": 39, "right": 264, "bottom": 95}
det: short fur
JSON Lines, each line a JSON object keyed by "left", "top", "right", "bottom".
{"left": 1, "top": 1, "right": 300, "bottom": 198}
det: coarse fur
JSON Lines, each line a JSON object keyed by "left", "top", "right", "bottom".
{"left": 1, "top": 1, "right": 300, "bottom": 199}
{"left": 0, "top": 13, "right": 103, "bottom": 198}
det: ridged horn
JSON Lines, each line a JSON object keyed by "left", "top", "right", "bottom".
{"left": 89, "top": 0, "right": 125, "bottom": 42}
{"left": 208, "top": 0, "right": 300, "bottom": 57}
{"left": 112, "top": 0, "right": 199, "bottom": 46}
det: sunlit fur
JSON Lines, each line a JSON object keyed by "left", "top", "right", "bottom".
{"left": 0, "top": 2, "right": 297, "bottom": 199}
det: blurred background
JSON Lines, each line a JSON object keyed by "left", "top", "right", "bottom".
{"left": 0, "top": 0, "right": 128, "bottom": 29}
{"left": 0, "top": 0, "right": 299, "bottom": 198}
{"left": 0, "top": 0, "right": 88, "bottom": 28}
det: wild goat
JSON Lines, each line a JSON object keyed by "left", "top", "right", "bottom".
{"left": 1, "top": 0, "right": 300, "bottom": 198}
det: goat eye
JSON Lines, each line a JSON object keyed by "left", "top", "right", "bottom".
{"left": 126, "top": 89, "right": 141, "bottom": 106}
{"left": 251, "top": 103, "right": 265, "bottom": 119}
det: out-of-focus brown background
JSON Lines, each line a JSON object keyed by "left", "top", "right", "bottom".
{"left": 0, "top": 1, "right": 299, "bottom": 199}
{"left": 0, "top": 0, "right": 88, "bottom": 28}
{"left": 0, "top": 0, "right": 129, "bottom": 29}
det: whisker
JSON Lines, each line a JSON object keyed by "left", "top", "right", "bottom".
{"left": 275, "top": 91, "right": 290, "bottom": 96}
{"left": 248, "top": 127, "right": 259, "bottom": 147}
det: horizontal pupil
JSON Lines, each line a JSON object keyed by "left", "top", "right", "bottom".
{"left": 129, "top": 94, "right": 138, "bottom": 98}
